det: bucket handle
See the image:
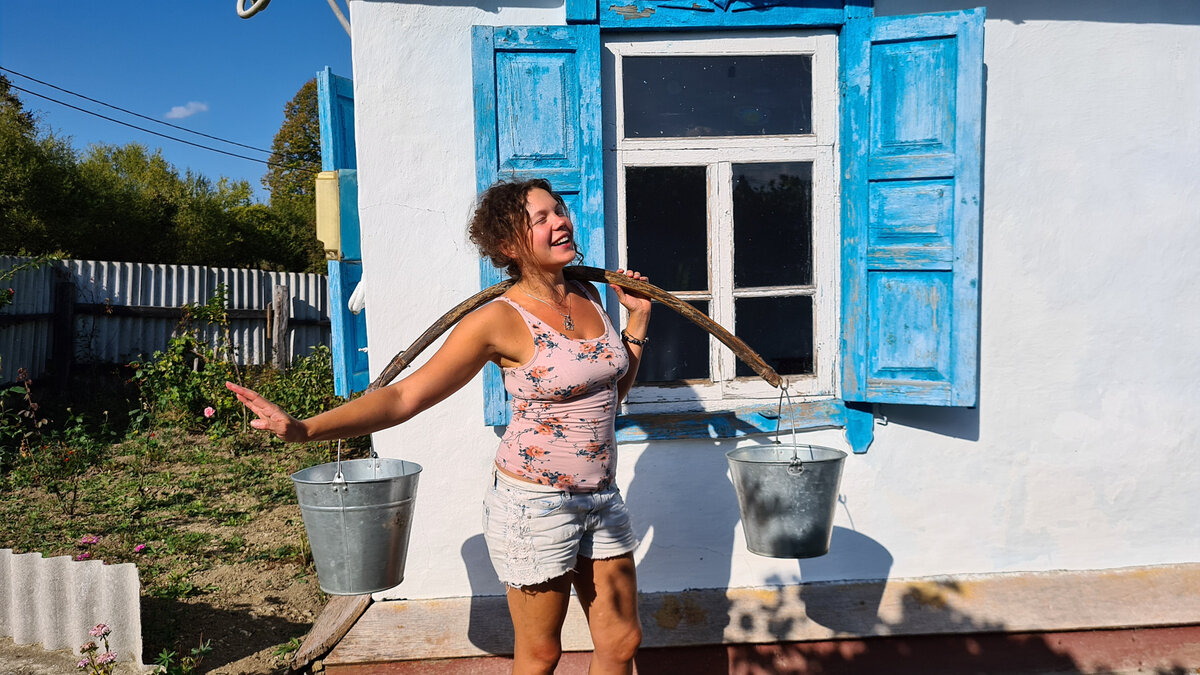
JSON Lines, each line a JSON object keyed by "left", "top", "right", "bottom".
{"left": 331, "top": 439, "right": 381, "bottom": 488}
{"left": 772, "top": 387, "right": 816, "bottom": 474}
{"left": 332, "top": 439, "right": 346, "bottom": 486}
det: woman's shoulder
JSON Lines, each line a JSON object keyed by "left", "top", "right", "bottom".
{"left": 459, "top": 294, "right": 533, "bottom": 366}
{"left": 458, "top": 294, "right": 525, "bottom": 337}
{"left": 464, "top": 295, "right": 517, "bottom": 323}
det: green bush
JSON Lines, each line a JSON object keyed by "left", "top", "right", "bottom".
{"left": 255, "top": 345, "right": 342, "bottom": 421}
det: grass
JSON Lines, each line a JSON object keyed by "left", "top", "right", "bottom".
{"left": 0, "top": 426, "right": 333, "bottom": 592}
{"left": 1, "top": 335, "right": 367, "bottom": 671}
{"left": 0, "top": 385, "right": 368, "bottom": 672}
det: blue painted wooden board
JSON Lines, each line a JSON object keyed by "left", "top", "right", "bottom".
{"left": 472, "top": 25, "right": 604, "bottom": 425}
{"left": 598, "top": 1, "right": 845, "bottom": 29}
{"left": 317, "top": 68, "right": 356, "bottom": 172}
{"left": 841, "top": 8, "right": 983, "bottom": 408}
{"left": 317, "top": 67, "right": 367, "bottom": 395}
{"left": 328, "top": 260, "right": 369, "bottom": 396}
{"left": 615, "top": 398, "right": 873, "bottom": 453}
{"left": 336, "top": 169, "right": 361, "bottom": 262}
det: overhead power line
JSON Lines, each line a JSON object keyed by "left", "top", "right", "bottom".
{"left": 4, "top": 82, "right": 318, "bottom": 175}
{"left": 0, "top": 66, "right": 275, "bottom": 155}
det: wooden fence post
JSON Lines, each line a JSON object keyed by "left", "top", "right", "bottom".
{"left": 272, "top": 284, "right": 291, "bottom": 371}
{"left": 52, "top": 274, "right": 75, "bottom": 390}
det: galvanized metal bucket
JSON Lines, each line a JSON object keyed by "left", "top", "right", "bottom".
{"left": 727, "top": 443, "right": 845, "bottom": 558}
{"left": 726, "top": 392, "right": 846, "bottom": 558}
{"left": 291, "top": 450, "right": 422, "bottom": 595}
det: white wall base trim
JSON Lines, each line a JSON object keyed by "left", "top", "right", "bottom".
{"left": 331, "top": 563, "right": 1200, "bottom": 663}
{"left": 0, "top": 549, "right": 143, "bottom": 668}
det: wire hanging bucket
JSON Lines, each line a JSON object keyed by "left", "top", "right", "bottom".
{"left": 291, "top": 442, "right": 422, "bottom": 594}
{"left": 726, "top": 391, "right": 846, "bottom": 558}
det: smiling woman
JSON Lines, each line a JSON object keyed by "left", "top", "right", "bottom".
{"left": 228, "top": 177, "right": 653, "bottom": 674}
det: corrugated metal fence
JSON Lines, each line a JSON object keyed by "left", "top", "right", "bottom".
{"left": 0, "top": 256, "right": 330, "bottom": 385}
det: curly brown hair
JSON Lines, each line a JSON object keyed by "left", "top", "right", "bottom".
{"left": 468, "top": 178, "right": 578, "bottom": 279}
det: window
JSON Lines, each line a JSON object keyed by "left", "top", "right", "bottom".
{"left": 472, "top": 8, "right": 984, "bottom": 447}
{"left": 603, "top": 33, "right": 838, "bottom": 408}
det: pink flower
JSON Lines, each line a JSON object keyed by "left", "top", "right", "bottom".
{"left": 77, "top": 658, "right": 90, "bottom": 669}
{"left": 97, "top": 651, "right": 117, "bottom": 665}
{"left": 203, "top": 406, "right": 215, "bottom": 418}
{"left": 133, "top": 544, "right": 147, "bottom": 553}
{"left": 89, "top": 624, "right": 111, "bottom": 638}
{"left": 79, "top": 534, "right": 101, "bottom": 546}
{"left": 80, "top": 641, "right": 97, "bottom": 653}
{"left": 75, "top": 552, "right": 91, "bottom": 561}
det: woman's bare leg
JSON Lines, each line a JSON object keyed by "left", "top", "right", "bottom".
{"left": 573, "top": 553, "right": 642, "bottom": 675}
{"left": 508, "top": 573, "right": 573, "bottom": 675}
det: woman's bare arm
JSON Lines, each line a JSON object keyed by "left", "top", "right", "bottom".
{"left": 227, "top": 306, "right": 504, "bottom": 443}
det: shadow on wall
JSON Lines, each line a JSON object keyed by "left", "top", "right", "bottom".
{"left": 458, "top": 487, "right": 1194, "bottom": 674}
{"left": 877, "top": 0, "right": 1200, "bottom": 25}
{"left": 461, "top": 534, "right": 514, "bottom": 654}
{"left": 875, "top": 403, "right": 980, "bottom": 441}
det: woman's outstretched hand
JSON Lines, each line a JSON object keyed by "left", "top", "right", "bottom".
{"left": 225, "top": 381, "right": 308, "bottom": 443}
{"left": 611, "top": 269, "right": 652, "bottom": 316}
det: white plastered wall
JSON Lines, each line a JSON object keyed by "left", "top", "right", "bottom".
{"left": 348, "top": 0, "right": 1200, "bottom": 601}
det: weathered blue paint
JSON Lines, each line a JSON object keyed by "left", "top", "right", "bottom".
{"left": 472, "top": 25, "right": 604, "bottom": 425}
{"left": 327, "top": 260, "right": 370, "bottom": 396}
{"left": 567, "top": 0, "right": 598, "bottom": 25}
{"left": 598, "top": 1, "right": 845, "bottom": 30}
{"left": 317, "top": 67, "right": 356, "bottom": 172}
{"left": 840, "top": 8, "right": 983, "bottom": 407}
{"left": 615, "top": 399, "right": 873, "bottom": 448}
{"left": 842, "top": 0, "right": 872, "bottom": 20}
{"left": 842, "top": 401, "right": 874, "bottom": 454}
{"left": 318, "top": 68, "right": 368, "bottom": 396}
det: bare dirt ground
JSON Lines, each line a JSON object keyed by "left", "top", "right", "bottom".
{"left": 143, "top": 505, "right": 327, "bottom": 674}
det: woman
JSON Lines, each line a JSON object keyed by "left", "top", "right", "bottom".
{"left": 227, "top": 178, "right": 650, "bottom": 675}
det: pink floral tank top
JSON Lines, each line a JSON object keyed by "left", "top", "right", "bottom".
{"left": 493, "top": 283, "right": 629, "bottom": 491}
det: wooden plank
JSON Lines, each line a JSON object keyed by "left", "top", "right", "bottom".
{"left": 325, "top": 625, "right": 1200, "bottom": 674}
{"left": 272, "top": 284, "right": 290, "bottom": 371}
{"left": 0, "top": 313, "right": 55, "bottom": 327}
{"left": 597, "top": 3, "right": 845, "bottom": 30}
{"left": 290, "top": 594, "right": 372, "bottom": 671}
{"left": 325, "top": 564, "right": 1200, "bottom": 665}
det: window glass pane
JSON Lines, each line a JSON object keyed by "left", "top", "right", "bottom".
{"left": 623, "top": 55, "right": 812, "bottom": 138}
{"left": 637, "top": 300, "right": 710, "bottom": 383}
{"left": 733, "top": 162, "right": 812, "bottom": 288}
{"left": 626, "top": 166, "right": 708, "bottom": 292}
{"left": 734, "top": 295, "right": 813, "bottom": 377}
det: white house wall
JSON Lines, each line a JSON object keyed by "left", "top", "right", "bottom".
{"left": 347, "top": 0, "right": 1200, "bottom": 601}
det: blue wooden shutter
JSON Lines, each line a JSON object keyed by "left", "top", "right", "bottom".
{"left": 471, "top": 25, "right": 604, "bottom": 425}
{"left": 841, "top": 8, "right": 984, "bottom": 407}
{"left": 317, "top": 67, "right": 369, "bottom": 396}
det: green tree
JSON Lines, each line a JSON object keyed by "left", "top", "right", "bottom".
{"left": 0, "top": 75, "right": 84, "bottom": 255}
{"left": 262, "top": 79, "right": 323, "bottom": 273}
{"left": 0, "top": 76, "right": 322, "bottom": 272}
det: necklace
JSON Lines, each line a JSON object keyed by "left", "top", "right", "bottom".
{"left": 521, "top": 287, "right": 574, "bottom": 330}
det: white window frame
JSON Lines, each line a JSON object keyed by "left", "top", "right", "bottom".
{"left": 602, "top": 31, "right": 841, "bottom": 411}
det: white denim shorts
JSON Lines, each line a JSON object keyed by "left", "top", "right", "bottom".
{"left": 482, "top": 467, "right": 639, "bottom": 588}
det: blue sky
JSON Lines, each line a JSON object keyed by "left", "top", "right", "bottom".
{"left": 0, "top": 2, "right": 353, "bottom": 202}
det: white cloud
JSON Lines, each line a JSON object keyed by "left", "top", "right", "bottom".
{"left": 164, "top": 101, "right": 209, "bottom": 120}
